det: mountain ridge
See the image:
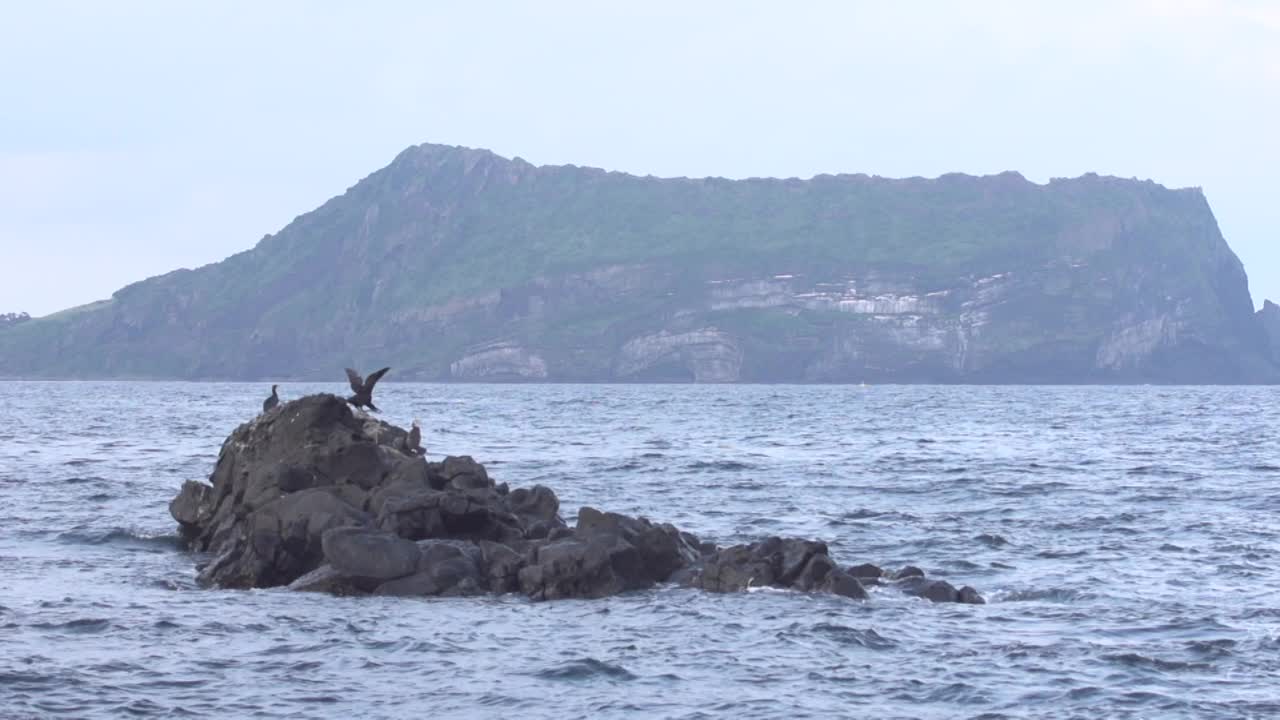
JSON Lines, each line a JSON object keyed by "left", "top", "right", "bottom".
{"left": 2, "top": 142, "right": 1276, "bottom": 383}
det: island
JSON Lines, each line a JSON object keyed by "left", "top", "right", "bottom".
{"left": 3, "top": 144, "right": 1277, "bottom": 383}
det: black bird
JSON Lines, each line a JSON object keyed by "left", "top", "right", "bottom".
{"left": 345, "top": 367, "right": 390, "bottom": 412}
{"left": 405, "top": 418, "right": 423, "bottom": 456}
{"left": 262, "top": 384, "right": 279, "bottom": 413}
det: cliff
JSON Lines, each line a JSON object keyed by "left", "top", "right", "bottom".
{"left": 1259, "top": 300, "right": 1280, "bottom": 367}
{"left": 1, "top": 143, "right": 1275, "bottom": 383}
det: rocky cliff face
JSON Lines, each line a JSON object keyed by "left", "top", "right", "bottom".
{"left": 1, "top": 144, "right": 1275, "bottom": 382}
{"left": 1259, "top": 300, "right": 1280, "bottom": 366}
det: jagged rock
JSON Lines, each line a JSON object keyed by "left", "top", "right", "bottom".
{"left": 690, "top": 537, "right": 833, "bottom": 594}
{"left": 170, "top": 395, "right": 985, "bottom": 606}
{"left": 895, "top": 575, "right": 987, "bottom": 605}
{"left": 847, "top": 563, "right": 885, "bottom": 579}
{"left": 575, "top": 507, "right": 699, "bottom": 583}
{"left": 513, "top": 507, "right": 704, "bottom": 600}
{"left": 518, "top": 535, "right": 643, "bottom": 600}
{"left": 173, "top": 394, "right": 566, "bottom": 589}
{"left": 821, "top": 569, "right": 869, "bottom": 600}
{"left": 322, "top": 526, "right": 420, "bottom": 582}
{"left": 170, "top": 480, "right": 213, "bottom": 532}
{"left": 375, "top": 541, "right": 485, "bottom": 597}
{"left": 1259, "top": 300, "right": 1280, "bottom": 365}
{"left": 894, "top": 565, "right": 926, "bottom": 580}
{"left": 794, "top": 553, "right": 837, "bottom": 591}
{"left": 288, "top": 564, "right": 364, "bottom": 595}
{"left": 375, "top": 488, "right": 528, "bottom": 544}
{"left": 375, "top": 492, "right": 448, "bottom": 539}
{"left": 899, "top": 577, "right": 959, "bottom": 603}
{"left": 507, "top": 485, "right": 564, "bottom": 529}
{"left": 478, "top": 540, "right": 525, "bottom": 593}
{"left": 198, "top": 487, "right": 369, "bottom": 588}
{"left": 415, "top": 538, "right": 485, "bottom": 571}
{"left": 433, "top": 456, "right": 492, "bottom": 492}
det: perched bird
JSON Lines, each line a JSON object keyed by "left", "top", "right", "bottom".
{"left": 406, "top": 418, "right": 423, "bottom": 456}
{"left": 344, "top": 367, "right": 391, "bottom": 412}
{"left": 262, "top": 384, "right": 279, "bottom": 413}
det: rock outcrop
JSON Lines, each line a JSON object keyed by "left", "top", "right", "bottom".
{"left": 0, "top": 311, "right": 30, "bottom": 329}
{"left": 1259, "top": 300, "right": 1280, "bottom": 365}
{"left": 170, "top": 395, "right": 984, "bottom": 604}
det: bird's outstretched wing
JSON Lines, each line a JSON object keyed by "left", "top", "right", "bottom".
{"left": 345, "top": 368, "right": 364, "bottom": 394}
{"left": 364, "top": 367, "right": 391, "bottom": 392}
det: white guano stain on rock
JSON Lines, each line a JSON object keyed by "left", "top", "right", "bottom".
{"left": 1095, "top": 314, "right": 1181, "bottom": 370}
{"left": 450, "top": 345, "right": 549, "bottom": 380}
{"left": 615, "top": 329, "right": 742, "bottom": 382}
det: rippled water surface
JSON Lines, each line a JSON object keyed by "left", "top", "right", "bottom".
{"left": 1, "top": 382, "right": 1278, "bottom": 719}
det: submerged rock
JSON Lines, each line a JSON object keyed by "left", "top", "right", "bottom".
{"left": 170, "top": 394, "right": 985, "bottom": 605}
{"left": 894, "top": 574, "right": 987, "bottom": 605}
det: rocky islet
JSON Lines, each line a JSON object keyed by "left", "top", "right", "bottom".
{"left": 171, "top": 393, "right": 984, "bottom": 605}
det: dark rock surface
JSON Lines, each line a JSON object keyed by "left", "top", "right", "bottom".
{"left": 895, "top": 576, "right": 987, "bottom": 605}
{"left": 171, "top": 395, "right": 984, "bottom": 605}
{"left": 1259, "top": 299, "right": 1280, "bottom": 365}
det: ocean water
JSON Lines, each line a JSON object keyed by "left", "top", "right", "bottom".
{"left": 1, "top": 381, "right": 1278, "bottom": 719}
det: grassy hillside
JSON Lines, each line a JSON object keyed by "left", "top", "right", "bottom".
{"left": 0, "top": 143, "right": 1270, "bottom": 381}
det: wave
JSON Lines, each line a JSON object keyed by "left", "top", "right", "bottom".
{"left": 976, "top": 533, "right": 1010, "bottom": 547}
{"left": 63, "top": 459, "right": 105, "bottom": 468}
{"left": 1036, "top": 548, "right": 1089, "bottom": 559}
{"left": 1102, "top": 652, "right": 1212, "bottom": 673}
{"left": 56, "top": 528, "right": 181, "bottom": 551}
{"left": 989, "top": 587, "right": 1094, "bottom": 603}
{"left": 810, "top": 623, "right": 897, "bottom": 649}
{"left": 599, "top": 460, "right": 647, "bottom": 472}
{"left": 1184, "top": 638, "right": 1237, "bottom": 657}
{"left": 30, "top": 618, "right": 113, "bottom": 634}
{"left": 1126, "top": 465, "right": 1191, "bottom": 478}
{"left": 0, "top": 671, "right": 71, "bottom": 689}
{"left": 835, "top": 508, "right": 919, "bottom": 522}
{"left": 685, "top": 460, "right": 758, "bottom": 472}
{"left": 534, "top": 658, "right": 636, "bottom": 681}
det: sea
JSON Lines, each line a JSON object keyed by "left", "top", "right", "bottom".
{"left": 1, "top": 382, "right": 1277, "bottom": 719}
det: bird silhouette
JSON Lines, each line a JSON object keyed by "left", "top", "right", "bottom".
{"left": 406, "top": 418, "right": 423, "bottom": 455}
{"left": 262, "top": 384, "right": 279, "bottom": 413}
{"left": 344, "top": 367, "right": 390, "bottom": 412}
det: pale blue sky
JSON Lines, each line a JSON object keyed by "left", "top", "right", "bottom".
{"left": 2, "top": 0, "right": 1277, "bottom": 316}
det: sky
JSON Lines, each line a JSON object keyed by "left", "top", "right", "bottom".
{"left": 2, "top": 0, "right": 1278, "bottom": 316}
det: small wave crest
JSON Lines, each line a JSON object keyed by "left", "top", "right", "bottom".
{"left": 810, "top": 623, "right": 897, "bottom": 649}
{"left": 1102, "top": 652, "right": 1212, "bottom": 673}
{"left": 56, "top": 528, "right": 181, "bottom": 551}
{"left": 988, "top": 587, "right": 1093, "bottom": 603}
{"left": 534, "top": 658, "right": 636, "bottom": 681}
{"left": 685, "top": 460, "right": 758, "bottom": 472}
{"left": 31, "top": 618, "right": 113, "bottom": 634}
{"left": 976, "top": 533, "right": 1010, "bottom": 547}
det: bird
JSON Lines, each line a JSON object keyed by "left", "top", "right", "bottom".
{"left": 262, "top": 384, "right": 279, "bottom": 413}
{"left": 344, "top": 367, "right": 390, "bottom": 412}
{"left": 405, "top": 418, "right": 423, "bottom": 456}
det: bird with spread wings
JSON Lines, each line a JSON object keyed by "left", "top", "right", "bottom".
{"left": 345, "top": 366, "right": 390, "bottom": 412}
